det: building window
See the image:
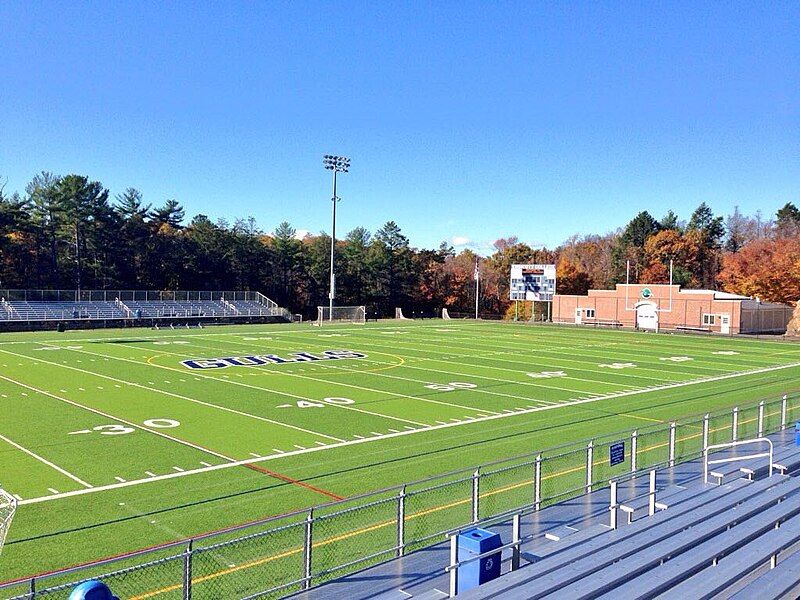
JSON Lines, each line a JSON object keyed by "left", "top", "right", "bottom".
{"left": 585, "top": 309, "right": 596, "bottom": 318}
{"left": 702, "top": 314, "right": 716, "bottom": 326}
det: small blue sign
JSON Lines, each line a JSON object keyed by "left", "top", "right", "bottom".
{"left": 610, "top": 441, "right": 625, "bottom": 467}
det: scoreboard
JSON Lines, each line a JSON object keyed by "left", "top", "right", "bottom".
{"left": 510, "top": 264, "right": 556, "bottom": 301}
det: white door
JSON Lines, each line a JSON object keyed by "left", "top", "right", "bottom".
{"left": 720, "top": 314, "right": 730, "bottom": 334}
{"left": 574, "top": 308, "right": 582, "bottom": 324}
{"left": 635, "top": 302, "right": 659, "bottom": 331}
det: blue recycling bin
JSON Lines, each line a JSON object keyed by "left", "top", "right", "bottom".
{"left": 68, "top": 581, "right": 118, "bottom": 600}
{"left": 795, "top": 422, "right": 800, "bottom": 446}
{"left": 457, "top": 527, "right": 502, "bottom": 593}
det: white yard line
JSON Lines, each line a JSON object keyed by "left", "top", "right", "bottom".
{"left": 366, "top": 330, "right": 720, "bottom": 380}
{"left": 72, "top": 345, "right": 431, "bottom": 428}
{"left": 206, "top": 335, "right": 596, "bottom": 402}
{"left": 90, "top": 342, "right": 496, "bottom": 421}
{"left": 272, "top": 329, "right": 651, "bottom": 389}
{"left": 0, "top": 347, "right": 344, "bottom": 443}
{"left": 0, "top": 372, "right": 235, "bottom": 464}
{"left": 0, "top": 432, "right": 93, "bottom": 488}
{"left": 17, "top": 360, "right": 800, "bottom": 506}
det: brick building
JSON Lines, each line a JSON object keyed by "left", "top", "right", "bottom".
{"left": 552, "top": 284, "right": 793, "bottom": 334}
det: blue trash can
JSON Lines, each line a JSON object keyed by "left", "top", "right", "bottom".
{"left": 68, "top": 581, "right": 118, "bottom": 600}
{"left": 457, "top": 527, "right": 502, "bottom": 593}
{"left": 795, "top": 422, "right": 800, "bottom": 446}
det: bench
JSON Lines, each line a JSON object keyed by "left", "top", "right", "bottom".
{"left": 675, "top": 325, "right": 711, "bottom": 332}
{"left": 459, "top": 477, "right": 780, "bottom": 598}
{"left": 729, "top": 544, "right": 800, "bottom": 600}
{"left": 528, "top": 476, "right": 800, "bottom": 599}
{"left": 592, "top": 320, "right": 623, "bottom": 328}
{"left": 591, "top": 487, "right": 800, "bottom": 599}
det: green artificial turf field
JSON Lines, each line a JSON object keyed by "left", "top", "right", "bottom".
{"left": 0, "top": 319, "right": 799, "bottom": 593}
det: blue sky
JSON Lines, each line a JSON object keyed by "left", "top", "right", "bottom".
{"left": 1, "top": 2, "right": 798, "bottom": 253}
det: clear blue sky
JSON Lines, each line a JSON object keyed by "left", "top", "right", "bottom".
{"left": 1, "top": 2, "right": 798, "bottom": 253}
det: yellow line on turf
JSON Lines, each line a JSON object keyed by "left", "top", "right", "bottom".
{"left": 618, "top": 413, "right": 666, "bottom": 424}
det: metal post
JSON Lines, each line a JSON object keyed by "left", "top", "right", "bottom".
{"left": 472, "top": 468, "right": 480, "bottom": 522}
{"left": 703, "top": 414, "right": 709, "bottom": 450}
{"left": 328, "top": 169, "right": 337, "bottom": 321}
{"left": 669, "top": 422, "right": 676, "bottom": 467}
{"left": 303, "top": 509, "right": 313, "bottom": 590}
{"left": 586, "top": 441, "right": 594, "bottom": 493}
{"left": 758, "top": 401, "right": 765, "bottom": 437}
{"left": 183, "top": 539, "right": 193, "bottom": 600}
{"left": 732, "top": 407, "right": 739, "bottom": 442}
{"left": 29, "top": 578, "right": 35, "bottom": 599}
{"left": 648, "top": 470, "right": 656, "bottom": 516}
{"left": 449, "top": 533, "right": 458, "bottom": 597}
{"left": 397, "top": 486, "right": 406, "bottom": 557}
{"left": 474, "top": 261, "right": 480, "bottom": 320}
{"left": 609, "top": 480, "right": 618, "bottom": 529}
{"left": 631, "top": 430, "right": 638, "bottom": 473}
{"left": 534, "top": 454, "right": 542, "bottom": 511}
{"left": 782, "top": 394, "right": 788, "bottom": 430}
{"left": 511, "top": 513, "right": 521, "bottom": 571}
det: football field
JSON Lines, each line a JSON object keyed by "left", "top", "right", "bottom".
{"left": 1, "top": 320, "right": 799, "bottom": 585}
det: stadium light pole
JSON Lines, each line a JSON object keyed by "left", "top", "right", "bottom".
{"left": 323, "top": 155, "right": 350, "bottom": 321}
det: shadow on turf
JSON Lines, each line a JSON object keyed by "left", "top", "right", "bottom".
{"left": 9, "top": 375, "right": 794, "bottom": 551}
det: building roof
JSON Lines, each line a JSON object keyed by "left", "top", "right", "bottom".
{"left": 679, "top": 289, "right": 751, "bottom": 300}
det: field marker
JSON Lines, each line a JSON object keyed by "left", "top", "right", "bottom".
{"left": 272, "top": 449, "right": 284, "bottom": 454}
{"left": 315, "top": 441, "right": 326, "bottom": 446}
{"left": 249, "top": 453, "right": 261, "bottom": 458}
{"left": 47, "top": 488, "right": 59, "bottom": 495}
{"left": 200, "top": 462, "right": 213, "bottom": 467}
{"left": 353, "top": 435, "right": 364, "bottom": 439}
{"left": 68, "top": 429, "right": 91, "bottom": 435}
{"left": 294, "top": 445, "right": 306, "bottom": 450}
{"left": 370, "top": 432, "right": 382, "bottom": 436}
{"left": 145, "top": 472, "right": 156, "bottom": 478}
{"left": 172, "top": 467, "right": 184, "bottom": 472}
{"left": 115, "top": 477, "right": 126, "bottom": 483}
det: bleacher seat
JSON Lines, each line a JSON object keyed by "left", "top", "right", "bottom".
{"left": 729, "top": 544, "right": 800, "bottom": 599}
{"left": 459, "top": 475, "right": 800, "bottom": 599}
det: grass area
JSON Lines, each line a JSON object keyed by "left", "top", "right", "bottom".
{"left": 0, "top": 320, "right": 799, "bottom": 594}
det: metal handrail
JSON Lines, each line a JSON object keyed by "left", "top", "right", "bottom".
{"left": 703, "top": 437, "right": 774, "bottom": 484}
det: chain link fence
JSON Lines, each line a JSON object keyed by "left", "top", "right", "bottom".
{"left": 3, "top": 392, "right": 797, "bottom": 599}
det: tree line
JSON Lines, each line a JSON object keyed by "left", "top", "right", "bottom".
{"left": 1, "top": 172, "right": 798, "bottom": 317}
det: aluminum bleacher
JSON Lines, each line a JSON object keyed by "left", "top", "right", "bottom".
{"left": 292, "top": 428, "right": 800, "bottom": 600}
{"left": 453, "top": 440, "right": 800, "bottom": 599}
{"left": 0, "top": 289, "right": 291, "bottom": 325}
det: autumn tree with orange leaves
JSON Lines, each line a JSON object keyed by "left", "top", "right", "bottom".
{"left": 718, "top": 237, "right": 800, "bottom": 304}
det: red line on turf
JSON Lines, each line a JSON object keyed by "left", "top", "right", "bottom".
{"left": 244, "top": 463, "right": 343, "bottom": 500}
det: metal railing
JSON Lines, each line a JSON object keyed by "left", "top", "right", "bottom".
{"left": 0, "top": 393, "right": 796, "bottom": 599}
{"left": 703, "top": 438, "right": 774, "bottom": 484}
